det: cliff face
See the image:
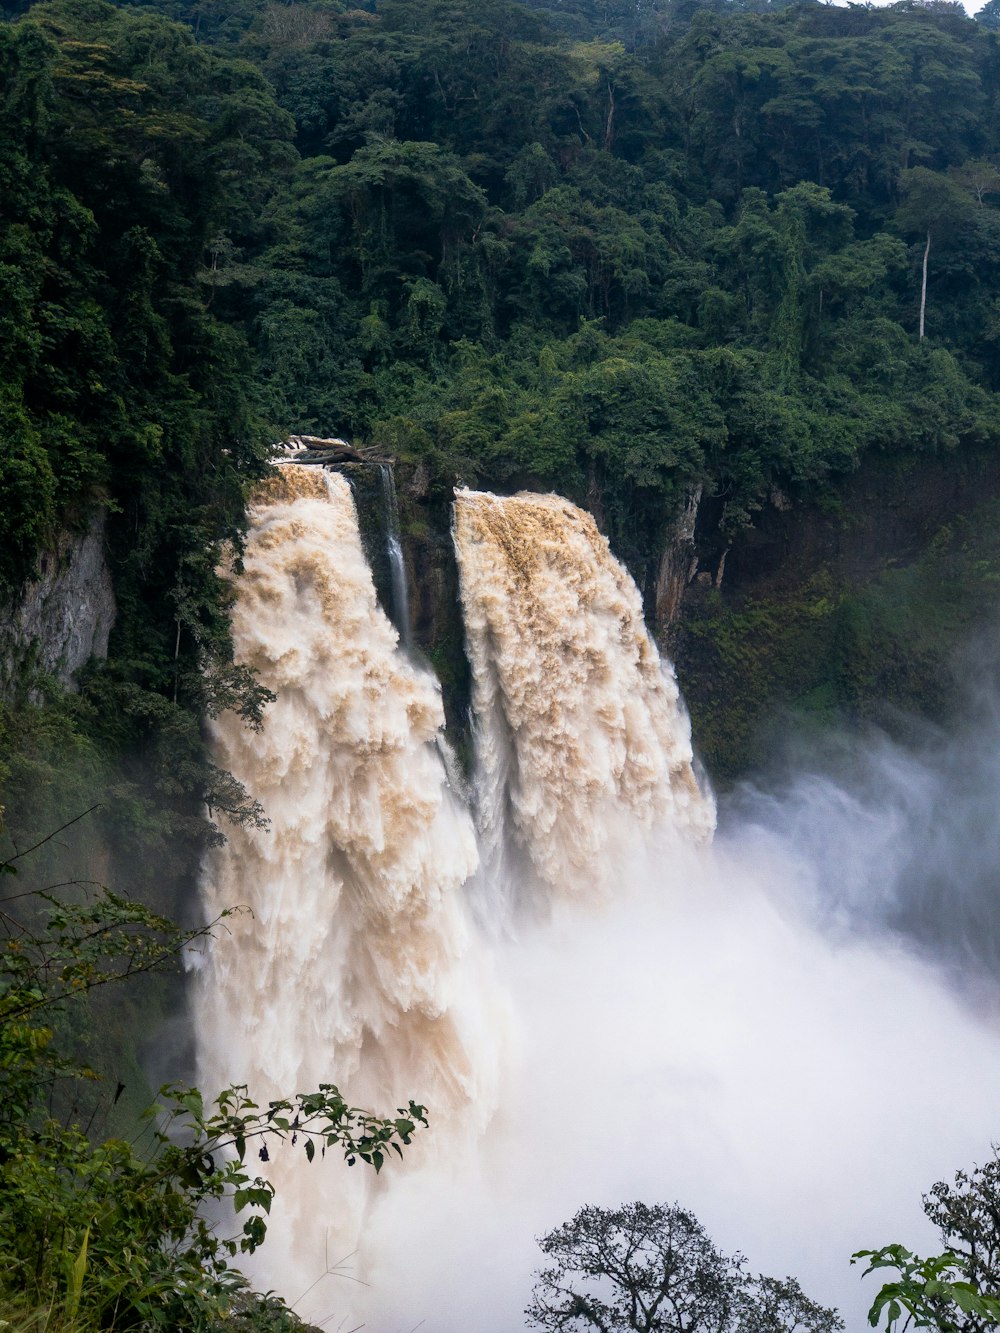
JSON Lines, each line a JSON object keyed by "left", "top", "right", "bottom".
{"left": 667, "top": 450, "right": 1000, "bottom": 781}
{"left": 398, "top": 461, "right": 473, "bottom": 745}
{"left": 0, "top": 511, "right": 116, "bottom": 697}
{"left": 654, "top": 485, "right": 703, "bottom": 635}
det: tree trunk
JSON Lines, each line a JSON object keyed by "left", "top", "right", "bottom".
{"left": 919, "top": 227, "right": 930, "bottom": 340}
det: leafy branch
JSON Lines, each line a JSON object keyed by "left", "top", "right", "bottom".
{"left": 0, "top": 840, "right": 428, "bottom": 1328}
{"left": 853, "top": 1244, "right": 1000, "bottom": 1331}
{"left": 148, "top": 1083, "right": 428, "bottom": 1256}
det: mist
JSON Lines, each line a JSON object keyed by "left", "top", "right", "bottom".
{"left": 360, "top": 815, "right": 1000, "bottom": 1331}
{"left": 202, "top": 481, "right": 1000, "bottom": 1332}
{"left": 729, "top": 634, "right": 1000, "bottom": 1003}
{"left": 359, "top": 608, "right": 1000, "bottom": 1332}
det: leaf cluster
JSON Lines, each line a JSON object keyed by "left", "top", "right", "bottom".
{"left": 854, "top": 1246, "right": 1000, "bottom": 1332}
{"left": 0, "top": 851, "right": 427, "bottom": 1331}
{"left": 855, "top": 1147, "right": 1000, "bottom": 1332}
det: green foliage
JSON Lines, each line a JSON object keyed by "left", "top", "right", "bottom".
{"left": 854, "top": 1149, "right": 1000, "bottom": 1332}
{"left": 134, "top": 0, "right": 998, "bottom": 577}
{"left": 0, "top": 0, "right": 293, "bottom": 906}
{"left": 854, "top": 1246, "right": 1000, "bottom": 1332}
{"left": 857, "top": 1147, "right": 1000, "bottom": 1330}
{"left": 0, "top": 848, "right": 427, "bottom": 1331}
{"left": 4, "top": 0, "right": 1000, "bottom": 810}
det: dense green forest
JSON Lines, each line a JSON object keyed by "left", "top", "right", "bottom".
{"left": 6, "top": 0, "right": 1000, "bottom": 591}
{"left": 3, "top": 0, "right": 1000, "bottom": 1322}
{"left": 4, "top": 0, "right": 1000, "bottom": 773}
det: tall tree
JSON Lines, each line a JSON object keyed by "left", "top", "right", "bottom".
{"left": 895, "top": 167, "right": 974, "bottom": 339}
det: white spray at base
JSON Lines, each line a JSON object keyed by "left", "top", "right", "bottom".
{"left": 197, "top": 477, "right": 1000, "bottom": 1331}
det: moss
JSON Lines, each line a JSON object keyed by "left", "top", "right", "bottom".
{"left": 677, "top": 499, "right": 1000, "bottom": 785}
{"left": 678, "top": 578, "right": 840, "bottom": 781}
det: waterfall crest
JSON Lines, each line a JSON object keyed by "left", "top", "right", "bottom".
{"left": 195, "top": 466, "right": 496, "bottom": 1303}
{"left": 453, "top": 488, "right": 714, "bottom": 902}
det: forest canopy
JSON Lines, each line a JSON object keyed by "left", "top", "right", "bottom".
{"left": 3, "top": 0, "right": 1000, "bottom": 591}
{"left": 2, "top": 0, "right": 1000, "bottom": 890}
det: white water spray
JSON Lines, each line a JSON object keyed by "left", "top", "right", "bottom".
{"left": 197, "top": 479, "right": 1000, "bottom": 1332}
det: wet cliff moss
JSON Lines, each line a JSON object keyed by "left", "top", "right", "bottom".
{"left": 397, "top": 459, "right": 474, "bottom": 763}
{"left": 673, "top": 456, "right": 1000, "bottom": 785}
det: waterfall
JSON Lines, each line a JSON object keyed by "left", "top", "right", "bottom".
{"left": 196, "top": 477, "right": 1000, "bottom": 1332}
{"left": 379, "top": 463, "right": 412, "bottom": 650}
{"left": 194, "top": 465, "right": 499, "bottom": 1313}
{"left": 453, "top": 487, "right": 714, "bottom": 908}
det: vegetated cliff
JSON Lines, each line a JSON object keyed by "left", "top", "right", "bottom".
{"left": 667, "top": 448, "right": 1000, "bottom": 783}
{"left": 7, "top": 0, "right": 1000, "bottom": 812}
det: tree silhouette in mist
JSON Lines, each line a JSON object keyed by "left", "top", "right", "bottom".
{"left": 526, "top": 1201, "right": 842, "bottom": 1332}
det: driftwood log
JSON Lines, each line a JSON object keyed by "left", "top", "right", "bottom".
{"left": 276, "top": 435, "right": 394, "bottom": 466}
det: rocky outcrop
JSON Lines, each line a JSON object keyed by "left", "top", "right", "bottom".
{"left": 0, "top": 511, "right": 116, "bottom": 695}
{"left": 654, "top": 485, "right": 702, "bottom": 637}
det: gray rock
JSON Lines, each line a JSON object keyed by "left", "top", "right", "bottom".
{"left": 0, "top": 510, "right": 116, "bottom": 695}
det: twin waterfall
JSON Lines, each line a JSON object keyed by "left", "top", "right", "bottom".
{"left": 195, "top": 467, "right": 711, "bottom": 1321}
{"left": 195, "top": 466, "right": 1000, "bottom": 1330}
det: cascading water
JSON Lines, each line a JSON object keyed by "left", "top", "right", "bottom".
{"left": 197, "top": 477, "right": 1000, "bottom": 1332}
{"left": 380, "top": 463, "right": 412, "bottom": 650}
{"left": 194, "top": 465, "right": 499, "bottom": 1314}
{"left": 453, "top": 488, "right": 713, "bottom": 910}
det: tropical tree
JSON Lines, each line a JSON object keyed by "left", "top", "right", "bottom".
{"left": 0, "top": 836, "right": 426, "bottom": 1330}
{"left": 895, "top": 168, "right": 975, "bottom": 340}
{"left": 855, "top": 1148, "right": 1000, "bottom": 1331}
{"left": 526, "top": 1201, "right": 843, "bottom": 1332}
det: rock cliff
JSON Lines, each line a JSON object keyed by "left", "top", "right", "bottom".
{"left": 0, "top": 511, "right": 116, "bottom": 696}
